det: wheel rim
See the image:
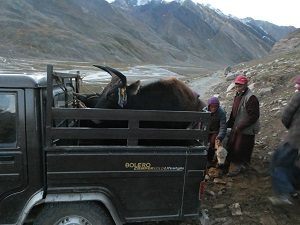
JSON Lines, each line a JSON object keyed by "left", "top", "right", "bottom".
{"left": 54, "top": 215, "right": 92, "bottom": 225}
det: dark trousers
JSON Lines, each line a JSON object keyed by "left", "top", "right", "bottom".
{"left": 271, "top": 142, "right": 300, "bottom": 195}
{"left": 271, "top": 165, "right": 300, "bottom": 195}
{"left": 208, "top": 133, "right": 218, "bottom": 162}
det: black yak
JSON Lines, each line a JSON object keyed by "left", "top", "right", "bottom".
{"left": 75, "top": 65, "right": 206, "bottom": 145}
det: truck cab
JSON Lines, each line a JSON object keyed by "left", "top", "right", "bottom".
{"left": 0, "top": 65, "right": 209, "bottom": 225}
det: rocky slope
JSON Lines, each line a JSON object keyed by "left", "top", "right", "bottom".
{"left": 196, "top": 37, "right": 300, "bottom": 225}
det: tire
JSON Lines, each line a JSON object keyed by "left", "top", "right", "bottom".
{"left": 33, "top": 202, "right": 114, "bottom": 225}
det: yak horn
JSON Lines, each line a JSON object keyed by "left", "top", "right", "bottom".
{"left": 93, "top": 65, "right": 127, "bottom": 86}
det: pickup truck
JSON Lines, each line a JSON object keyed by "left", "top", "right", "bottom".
{"left": 0, "top": 65, "right": 209, "bottom": 225}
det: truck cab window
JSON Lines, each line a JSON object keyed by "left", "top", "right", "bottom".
{"left": 0, "top": 93, "right": 16, "bottom": 147}
{"left": 53, "top": 86, "right": 74, "bottom": 108}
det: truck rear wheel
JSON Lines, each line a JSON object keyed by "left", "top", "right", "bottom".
{"left": 33, "top": 202, "right": 114, "bottom": 225}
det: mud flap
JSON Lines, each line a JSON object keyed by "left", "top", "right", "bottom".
{"left": 198, "top": 181, "right": 209, "bottom": 225}
{"left": 199, "top": 209, "right": 209, "bottom": 225}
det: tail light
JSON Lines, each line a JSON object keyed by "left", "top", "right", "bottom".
{"left": 199, "top": 181, "right": 206, "bottom": 201}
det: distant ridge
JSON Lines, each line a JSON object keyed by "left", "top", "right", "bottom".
{"left": 0, "top": 0, "right": 296, "bottom": 68}
{"left": 271, "top": 28, "right": 300, "bottom": 53}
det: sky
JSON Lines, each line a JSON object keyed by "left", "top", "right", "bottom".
{"left": 195, "top": 0, "right": 300, "bottom": 28}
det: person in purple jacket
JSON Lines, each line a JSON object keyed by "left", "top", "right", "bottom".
{"left": 203, "top": 96, "right": 227, "bottom": 166}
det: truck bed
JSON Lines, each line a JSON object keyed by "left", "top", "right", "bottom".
{"left": 43, "top": 65, "right": 210, "bottom": 223}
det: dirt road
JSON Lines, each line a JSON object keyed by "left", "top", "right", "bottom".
{"left": 188, "top": 71, "right": 225, "bottom": 99}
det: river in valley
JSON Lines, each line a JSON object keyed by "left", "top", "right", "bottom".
{"left": 0, "top": 57, "right": 224, "bottom": 99}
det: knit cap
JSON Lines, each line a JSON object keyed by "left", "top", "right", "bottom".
{"left": 207, "top": 96, "right": 219, "bottom": 106}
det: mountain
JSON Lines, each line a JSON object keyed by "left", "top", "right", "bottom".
{"left": 128, "top": 0, "right": 278, "bottom": 64}
{"left": 242, "top": 18, "right": 296, "bottom": 41}
{"left": 0, "top": 0, "right": 296, "bottom": 68}
{"left": 1, "top": 0, "right": 180, "bottom": 64}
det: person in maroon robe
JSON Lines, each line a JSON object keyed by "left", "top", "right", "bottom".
{"left": 226, "top": 75, "right": 260, "bottom": 176}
